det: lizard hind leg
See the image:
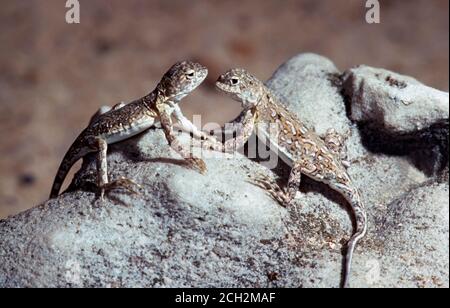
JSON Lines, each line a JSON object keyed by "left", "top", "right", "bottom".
{"left": 93, "top": 137, "right": 141, "bottom": 201}
{"left": 247, "top": 172, "right": 290, "bottom": 208}
{"left": 89, "top": 102, "right": 127, "bottom": 124}
{"left": 248, "top": 160, "right": 304, "bottom": 209}
{"left": 324, "top": 129, "right": 343, "bottom": 153}
{"left": 324, "top": 129, "right": 350, "bottom": 168}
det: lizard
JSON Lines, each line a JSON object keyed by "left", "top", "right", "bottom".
{"left": 198, "top": 68, "right": 367, "bottom": 288}
{"left": 50, "top": 60, "right": 213, "bottom": 200}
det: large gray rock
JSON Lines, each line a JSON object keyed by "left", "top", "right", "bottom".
{"left": 267, "top": 53, "right": 350, "bottom": 137}
{"left": 0, "top": 130, "right": 302, "bottom": 288}
{"left": 0, "top": 54, "right": 448, "bottom": 288}
{"left": 342, "top": 65, "right": 449, "bottom": 177}
{"left": 342, "top": 65, "right": 449, "bottom": 134}
{"left": 373, "top": 182, "right": 449, "bottom": 288}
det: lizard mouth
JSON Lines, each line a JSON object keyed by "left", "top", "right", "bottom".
{"left": 215, "top": 81, "right": 245, "bottom": 107}
{"left": 198, "top": 68, "right": 208, "bottom": 84}
{"left": 215, "top": 81, "right": 227, "bottom": 92}
{"left": 216, "top": 81, "right": 234, "bottom": 95}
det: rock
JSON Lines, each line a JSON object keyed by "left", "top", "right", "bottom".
{"left": 266, "top": 53, "right": 350, "bottom": 137}
{"left": 342, "top": 65, "right": 449, "bottom": 134}
{"left": 0, "top": 54, "right": 448, "bottom": 288}
{"left": 341, "top": 66, "right": 449, "bottom": 177}
{"left": 372, "top": 182, "right": 449, "bottom": 288}
{"left": 0, "top": 130, "right": 302, "bottom": 288}
{"left": 264, "top": 54, "right": 448, "bottom": 288}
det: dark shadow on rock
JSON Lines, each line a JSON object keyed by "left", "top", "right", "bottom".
{"left": 338, "top": 72, "right": 449, "bottom": 178}
{"left": 114, "top": 129, "right": 198, "bottom": 168}
{"left": 357, "top": 119, "right": 449, "bottom": 178}
{"left": 64, "top": 129, "right": 192, "bottom": 195}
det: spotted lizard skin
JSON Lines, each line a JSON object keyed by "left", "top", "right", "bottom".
{"left": 202, "top": 68, "right": 367, "bottom": 288}
{"left": 50, "top": 61, "right": 209, "bottom": 199}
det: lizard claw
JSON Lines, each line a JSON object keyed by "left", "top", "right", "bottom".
{"left": 186, "top": 157, "right": 207, "bottom": 174}
{"left": 198, "top": 133, "right": 224, "bottom": 152}
{"left": 99, "top": 177, "right": 142, "bottom": 200}
{"left": 247, "top": 173, "right": 290, "bottom": 208}
{"left": 199, "top": 131, "right": 216, "bottom": 142}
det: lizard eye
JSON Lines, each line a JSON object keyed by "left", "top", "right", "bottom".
{"left": 185, "top": 70, "right": 195, "bottom": 79}
{"left": 230, "top": 77, "right": 240, "bottom": 85}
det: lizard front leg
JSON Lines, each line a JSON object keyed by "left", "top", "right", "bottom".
{"left": 158, "top": 107, "right": 207, "bottom": 174}
{"left": 196, "top": 110, "right": 256, "bottom": 153}
{"left": 90, "top": 137, "right": 141, "bottom": 200}
{"left": 324, "top": 128, "right": 350, "bottom": 167}
{"left": 172, "top": 104, "right": 218, "bottom": 142}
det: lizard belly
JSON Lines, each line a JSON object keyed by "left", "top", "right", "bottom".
{"left": 256, "top": 126, "right": 294, "bottom": 167}
{"left": 105, "top": 118, "right": 157, "bottom": 144}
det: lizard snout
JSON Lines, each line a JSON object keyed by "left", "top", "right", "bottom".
{"left": 216, "top": 74, "right": 226, "bottom": 84}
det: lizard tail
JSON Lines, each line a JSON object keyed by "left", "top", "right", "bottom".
{"left": 341, "top": 188, "right": 367, "bottom": 288}
{"left": 49, "top": 140, "right": 86, "bottom": 199}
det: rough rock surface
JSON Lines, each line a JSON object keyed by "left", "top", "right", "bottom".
{"left": 341, "top": 65, "right": 449, "bottom": 177}
{"left": 0, "top": 131, "right": 300, "bottom": 288}
{"left": 267, "top": 53, "right": 349, "bottom": 136}
{"left": 342, "top": 65, "right": 449, "bottom": 134}
{"left": 0, "top": 53, "right": 448, "bottom": 288}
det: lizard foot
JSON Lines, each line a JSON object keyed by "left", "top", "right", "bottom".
{"left": 185, "top": 157, "right": 207, "bottom": 174}
{"left": 99, "top": 177, "right": 142, "bottom": 200}
{"left": 194, "top": 132, "right": 224, "bottom": 152}
{"left": 247, "top": 173, "right": 290, "bottom": 208}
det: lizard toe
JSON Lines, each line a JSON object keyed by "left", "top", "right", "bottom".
{"left": 101, "top": 177, "right": 142, "bottom": 197}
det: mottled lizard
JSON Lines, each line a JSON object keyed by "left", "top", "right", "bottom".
{"left": 50, "top": 61, "right": 211, "bottom": 200}
{"left": 200, "top": 68, "right": 367, "bottom": 288}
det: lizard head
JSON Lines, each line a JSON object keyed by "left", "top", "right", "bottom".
{"left": 158, "top": 60, "right": 208, "bottom": 102}
{"left": 216, "top": 68, "right": 265, "bottom": 109}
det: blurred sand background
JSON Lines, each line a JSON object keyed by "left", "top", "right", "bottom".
{"left": 0, "top": 0, "right": 448, "bottom": 218}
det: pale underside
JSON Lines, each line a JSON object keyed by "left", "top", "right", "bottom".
{"left": 95, "top": 104, "right": 176, "bottom": 145}
{"left": 102, "top": 117, "right": 157, "bottom": 144}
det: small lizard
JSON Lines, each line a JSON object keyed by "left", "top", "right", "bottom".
{"left": 200, "top": 68, "right": 367, "bottom": 288}
{"left": 50, "top": 60, "right": 212, "bottom": 200}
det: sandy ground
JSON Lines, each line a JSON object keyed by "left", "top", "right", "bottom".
{"left": 0, "top": 0, "right": 448, "bottom": 218}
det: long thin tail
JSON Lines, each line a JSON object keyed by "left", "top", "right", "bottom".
{"left": 50, "top": 140, "right": 85, "bottom": 199}
{"left": 342, "top": 188, "right": 367, "bottom": 288}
